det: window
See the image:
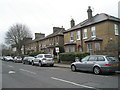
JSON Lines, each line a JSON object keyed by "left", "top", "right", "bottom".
{"left": 88, "top": 56, "right": 97, "bottom": 61}
{"left": 65, "top": 46, "right": 69, "bottom": 52}
{"left": 87, "top": 43, "right": 93, "bottom": 55}
{"left": 95, "top": 43, "right": 100, "bottom": 51}
{"left": 81, "top": 56, "right": 89, "bottom": 62}
{"left": 71, "top": 46, "right": 75, "bottom": 52}
{"left": 114, "top": 24, "right": 119, "bottom": 35}
{"left": 97, "top": 56, "right": 105, "bottom": 61}
{"left": 83, "top": 29, "right": 87, "bottom": 39}
{"left": 70, "top": 32, "right": 74, "bottom": 41}
{"left": 91, "top": 26, "right": 96, "bottom": 37}
{"left": 77, "top": 31, "right": 80, "bottom": 40}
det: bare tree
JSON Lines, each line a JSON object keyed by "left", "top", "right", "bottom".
{"left": 5, "top": 24, "right": 32, "bottom": 55}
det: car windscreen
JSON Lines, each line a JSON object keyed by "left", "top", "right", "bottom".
{"left": 106, "top": 56, "right": 119, "bottom": 61}
{"left": 45, "top": 55, "right": 52, "bottom": 58}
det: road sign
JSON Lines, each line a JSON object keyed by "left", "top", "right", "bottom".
{"left": 55, "top": 47, "right": 59, "bottom": 53}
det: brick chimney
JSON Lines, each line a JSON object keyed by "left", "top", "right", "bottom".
{"left": 53, "top": 27, "right": 64, "bottom": 33}
{"left": 87, "top": 6, "right": 92, "bottom": 19}
{"left": 35, "top": 33, "right": 45, "bottom": 39}
{"left": 70, "top": 19, "right": 75, "bottom": 28}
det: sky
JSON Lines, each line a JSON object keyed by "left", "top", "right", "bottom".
{"left": 0, "top": 0, "right": 120, "bottom": 45}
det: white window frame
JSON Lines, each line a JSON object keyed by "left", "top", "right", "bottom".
{"left": 77, "top": 31, "right": 81, "bottom": 40}
{"left": 65, "top": 46, "right": 69, "bottom": 52}
{"left": 71, "top": 46, "right": 75, "bottom": 52}
{"left": 70, "top": 32, "right": 74, "bottom": 41}
{"left": 114, "top": 24, "right": 119, "bottom": 35}
{"left": 83, "top": 29, "right": 87, "bottom": 39}
{"left": 91, "top": 26, "right": 96, "bottom": 37}
{"left": 95, "top": 43, "right": 100, "bottom": 51}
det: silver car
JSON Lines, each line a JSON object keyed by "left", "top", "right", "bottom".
{"left": 32, "top": 54, "right": 54, "bottom": 67}
{"left": 23, "top": 56, "right": 35, "bottom": 64}
{"left": 71, "top": 55, "right": 119, "bottom": 75}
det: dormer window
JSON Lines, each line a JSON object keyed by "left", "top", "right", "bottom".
{"left": 91, "top": 26, "right": 96, "bottom": 37}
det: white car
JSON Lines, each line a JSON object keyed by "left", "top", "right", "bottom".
{"left": 14, "top": 56, "right": 22, "bottom": 63}
{"left": 4, "top": 56, "right": 13, "bottom": 61}
{"left": 32, "top": 54, "right": 54, "bottom": 67}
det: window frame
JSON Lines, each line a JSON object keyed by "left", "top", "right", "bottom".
{"left": 70, "top": 32, "right": 74, "bottom": 41}
{"left": 76, "top": 31, "right": 81, "bottom": 40}
{"left": 114, "top": 24, "right": 119, "bottom": 35}
{"left": 91, "top": 26, "right": 96, "bottom": 37}
{"left": 83, "top": 29, "right": 87, "bottom": 39}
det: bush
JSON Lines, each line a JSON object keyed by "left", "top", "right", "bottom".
{"left": 29, "top": 51, "right": 46, "bottom": 57}
{"left": 59, "top": 52, "right": 90, "bottom": 62}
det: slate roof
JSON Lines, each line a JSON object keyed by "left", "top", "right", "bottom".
{"left": 25, "top": 28, "right": 65, "bottom": 44}
{"left": 85, "top": 37, "right": 103, "bottom": 43}
{"left": 64, "top": 13, "right": 120, "bottom": 33}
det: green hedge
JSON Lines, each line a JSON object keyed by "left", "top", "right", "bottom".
{"left": 59, "top": 52, "right": 90, "bottom": 62}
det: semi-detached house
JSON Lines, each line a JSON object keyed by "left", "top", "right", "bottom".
{"left": 64, "top": 6, "right": 120, "bottom": 58}
{"left": 23, "top": 27, "right": 65, "bottom": 55}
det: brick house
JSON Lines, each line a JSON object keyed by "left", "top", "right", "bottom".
{"left": 24, "top": 27, "right": 65, "bottom": 55}
{"left": 64, "top": 6, "right": 120, "bottom": 58}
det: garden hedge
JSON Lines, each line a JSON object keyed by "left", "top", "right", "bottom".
{"left": 59, "top": 52, "right": 90, "bottom": 62}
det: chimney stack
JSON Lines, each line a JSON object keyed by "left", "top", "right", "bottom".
{"left": 87, "top": 6, "right": 92, "bottom": 19}
{"left": 35, "top": 33, "right": 45, "bottom": 39}
{"left": 70, "top": 19, "right": 75, "bottom": 28}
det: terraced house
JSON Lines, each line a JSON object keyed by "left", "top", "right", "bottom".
{"left": 64, "top": 6, "right": 120, "bottom": 58}
{"left": 23, "top": 27, "right": 65, "bottom": 55}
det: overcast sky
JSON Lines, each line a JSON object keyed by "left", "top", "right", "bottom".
{"left": 0, "top": 0, "right": 120, "bottom": 45}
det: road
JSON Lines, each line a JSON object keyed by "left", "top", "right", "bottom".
{"left": 1, "top": 60, "right": 120, "bottom": 89}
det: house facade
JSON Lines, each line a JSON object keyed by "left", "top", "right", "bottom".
{"left": 64, "top": 6, "right": 120, "bottom": 58}
{"left": 24, "top": 27, "right": 65, "bottom": 55}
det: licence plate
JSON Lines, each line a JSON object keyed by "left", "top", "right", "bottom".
{"left": 112, "top": 64, "right": 119, "bottom": 66}
{"left": 47, "top": 60, "right": 52, "bottom": 62}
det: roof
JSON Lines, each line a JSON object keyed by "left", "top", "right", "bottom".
{"left": 25, "top": 28, "right": 65, "bottom": 44}
{"left": 64, "top": 42, "right": 76, "bottom": 46}
{"left": 85, "top": 37, "right": 103, "bottom": 43}
{"left": 64, "top": 13, "right": 120, "bottom": 33}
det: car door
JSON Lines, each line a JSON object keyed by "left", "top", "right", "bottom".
{"left": 76, "top": 56, "right": 90, "bottom": 71}
{"left": 86, "top": 56, "right": 97, "bottom": 71}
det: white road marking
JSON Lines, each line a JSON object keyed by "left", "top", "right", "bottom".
{"left": 19, "top": 68, "right": 36, "bottom": 75}
{"left": 8, "top": 71, "right": 15, "bottom": 74}
{"left": 51, "top": 77, "right": 96, "bottom": 89}
{"left": 8, "top": 65, "right": 14, "bottom": 68}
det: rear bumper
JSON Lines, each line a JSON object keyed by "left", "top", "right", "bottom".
{"left": 101, "top": 67, "right": 118, "bottom": 73}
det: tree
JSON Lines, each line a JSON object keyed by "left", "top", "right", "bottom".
{"left": 5, "top": 24, "right": 32, "bottom": 55}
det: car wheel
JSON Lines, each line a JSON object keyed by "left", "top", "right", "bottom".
{"left": 22, "top": 61, "right": 25, "bottom": 64}
{"left": 71, "top": 65, "right": 76, "bottom": 72}
{"left": 93, "top": 67, "right": 101, "bottom": 75}
{"left": 38, "top": 62, "right": 42, "bottom": 67}
{"left": 50, "top": 64, "right": 54, "bottom": 67}
{"left": 32, "top": 61, "right": 34, "bottom": 66}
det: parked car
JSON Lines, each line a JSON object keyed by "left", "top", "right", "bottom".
{"left": 23, "top": 56, "right": 35, "bottom": 64}
{"left": 13, "top": 56, "right": 22, "bottom": 63}
{"left": 4, "top": 56, "right": 13, "bottom": 61}
{"left": 0, "top": 56, "right": 3, "bottom": 60}
{"left": 71, "top": 55, "right": 119, "bottom": 75}
{"left": 32, "top": 54, "right": 54, "bottom": 67}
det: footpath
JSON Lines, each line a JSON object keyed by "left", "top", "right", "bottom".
{"left": 54, "top": 63, "right": 70, "bottom": 68}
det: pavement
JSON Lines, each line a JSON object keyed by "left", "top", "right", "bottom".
{"left": 54, "top": 63, "right": 71, "bottom": 68}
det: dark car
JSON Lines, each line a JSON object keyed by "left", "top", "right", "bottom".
{"left": 71, "top": 55, "right": 119, "bottom": 75}
{"left": 23, "top": 56, "right": 35, "bottom": 64}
